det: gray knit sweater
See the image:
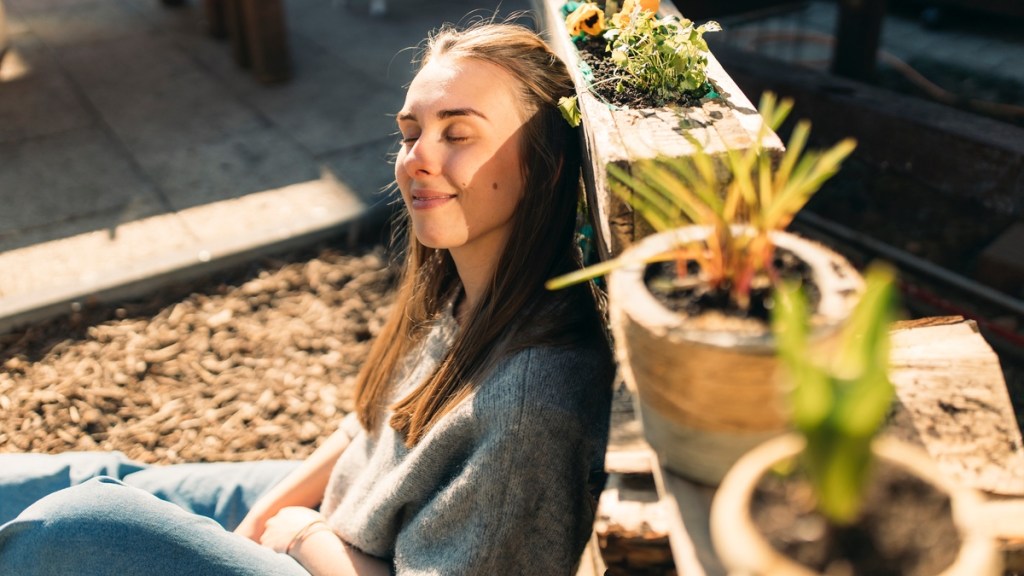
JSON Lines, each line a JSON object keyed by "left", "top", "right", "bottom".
{"left": 320, "top": 306, "right": 614, "bottom": 575}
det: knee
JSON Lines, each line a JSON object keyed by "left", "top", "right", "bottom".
{"left": 0, "top": 477, "right": 220, "bottom": 575}
{"left": 16, "top": 476, "right": 145, "bottom": 525}
{"left": 0, "top": 478, "right": 144, "bottom": 573}
{"left": 19, "top": 476, "right": 224, "bottom": 537}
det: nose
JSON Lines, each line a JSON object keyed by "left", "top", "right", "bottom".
{"left": 401, "top": 137, "right": 440, "bottom": 177}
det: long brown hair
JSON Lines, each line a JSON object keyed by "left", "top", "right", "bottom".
{"left": 353, "top": 22, "right": 601, "bottom": 446}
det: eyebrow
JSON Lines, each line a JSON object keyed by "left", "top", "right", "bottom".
{"left": 396, "top": 108, "right": 489, "bottom": 122}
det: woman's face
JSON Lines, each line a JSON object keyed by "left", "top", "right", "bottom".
{"left": 395, "top": 56, "right": 528, "bottom": 266}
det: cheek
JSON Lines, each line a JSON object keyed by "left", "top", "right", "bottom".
{"left": 394, "top": 150, "right": 411, "bottom": 192}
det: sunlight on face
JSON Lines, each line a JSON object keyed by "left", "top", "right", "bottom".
{"left": 394, "top": 57, "right": 528, "bottom": 268}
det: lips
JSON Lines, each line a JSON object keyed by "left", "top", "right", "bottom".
{"left": 410, "top": 190, "right": 456, "bottom": 210}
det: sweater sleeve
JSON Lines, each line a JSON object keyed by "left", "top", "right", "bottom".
{"left": 390, "top": 347, "right": 608, "bottom": 576}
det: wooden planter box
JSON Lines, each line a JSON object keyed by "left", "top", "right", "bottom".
{"left": 532, "top": 0, "right": 785, "bottom": 259}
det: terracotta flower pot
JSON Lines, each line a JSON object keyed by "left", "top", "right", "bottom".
{"left": 607, "top": 226, "right": 863, "bottom": 485}
{"left": 709, "top": 433, "right": 1002, "bottom": 575}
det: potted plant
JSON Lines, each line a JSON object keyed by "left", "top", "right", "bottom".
{"left": 709, "top": 265, "right": 1002, "bottom": 575}
{"left": 549, "top": 92, "right": 863, "bottom": 485}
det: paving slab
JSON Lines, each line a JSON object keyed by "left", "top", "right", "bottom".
{"left": 320, "top": 136, "right": 402, "bottom": 206}
{"left": 56, "top": 33, "right": 268, "bottom": 154}
{"left": 137, "top": 124, "right": 321, "bottom": 210}
{"left": 9, "top": 0, "right": 152, "bottom": 47}
{"left": 187, "top": 33, "right": 405, "bottom": 156}
{"left": 0, "top": 22, "right": 93, "bottom": 144}
{"left": 0, "top": 127, "right": 166, "bottom": 252}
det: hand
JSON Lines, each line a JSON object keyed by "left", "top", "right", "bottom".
{"left": 260, "top": 506, "right": 328, "bottom": 554}
{"left": 234, "top": 504, "right": 275, "bottom": 542}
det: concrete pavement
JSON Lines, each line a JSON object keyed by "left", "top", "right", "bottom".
{"left": 0, "top": 0, "right": 530, "bottom": 332}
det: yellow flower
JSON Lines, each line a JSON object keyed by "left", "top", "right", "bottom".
{"left": 610, "top": 0, "right": 659, "bottom": 27}
{"left": 566, "top": 3, "right": 605, "bottom": 37}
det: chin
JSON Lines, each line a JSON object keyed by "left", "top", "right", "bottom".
{"left": 412, "top": 225, "right": 465, "bottom": 251}
{"left": 413, "top": 233, "right": 460, "bottom": 251}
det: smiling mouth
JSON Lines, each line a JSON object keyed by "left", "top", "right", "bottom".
{"left": 411, "top": 191, "right": 456, "bottom": 209}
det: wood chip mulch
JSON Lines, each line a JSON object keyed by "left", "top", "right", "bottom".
{"left": 0, "top": 244, "right": 397, "bottom": 465}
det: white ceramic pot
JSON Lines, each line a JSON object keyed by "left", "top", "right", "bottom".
{"left": 607, "top": 226, "right": 863, "bottom": 485}
{"left": 709, "top": 433, "right": 1002, "bottom": 575}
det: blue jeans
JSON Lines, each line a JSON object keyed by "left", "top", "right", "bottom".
{"left": 0, "top": 452, "right": 311, "bottom": 575}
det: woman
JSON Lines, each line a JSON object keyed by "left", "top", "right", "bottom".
{"left": 0, "top": 22, "right": 614, "bottom": 576}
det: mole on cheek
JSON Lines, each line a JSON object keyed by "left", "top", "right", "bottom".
{"left": 492, "top": 182, "right": 499, "bottom": 190}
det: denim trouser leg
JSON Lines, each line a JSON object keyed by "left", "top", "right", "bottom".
{"left": 0, "top": 453, "right": 309, "bottom": 575}
{"left": 0, "top": 477, "right": 311, "bottom": 576}
{"left": 0, "top": 452, "right": 148, "bottom": 525}
{"left": 123, "top": 459, "right": 300, "bottom": 531}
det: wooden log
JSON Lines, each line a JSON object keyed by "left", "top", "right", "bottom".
{"left": 532, "top": 0, "right": 784, "bottom": 259}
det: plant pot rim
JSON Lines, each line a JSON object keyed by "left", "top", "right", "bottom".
{"left": 709, "top": 433, "right": 1002, "bottom": 576}
{"left": 608, "top": 226, "right": 863, "bottom": 351}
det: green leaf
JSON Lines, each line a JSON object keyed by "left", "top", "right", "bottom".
{"left": 545, "top": 256, "right": 624, "bottom": 290}
{"left": 772, "top": 263, "right": 899, "bottom": 525}
{"left": 557, "top": 96, "right": 582, "bottom": 128}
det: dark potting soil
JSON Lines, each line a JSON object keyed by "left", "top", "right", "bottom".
{"left": 642, "top": 247, "right": 820, "bottom": 324}
{"left": 573, "top": 35, "right": 709, "bottom": 109}
{"left": 751, "top": 459, "right": 961, "bottom": 576}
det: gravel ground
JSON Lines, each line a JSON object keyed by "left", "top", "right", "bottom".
{"left": 0, "top": 242, "right": 396, "bottom": 465}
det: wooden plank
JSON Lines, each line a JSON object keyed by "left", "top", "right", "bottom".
{"left": 608, "top": 381, "right": 651, "bottom": 459}
{"left": 886, "top": 317, "right": 1024, "bottom": 495}
{"left": 595, "top": 471, "right": 675, "bottom": 572}
{"left": 574, "top": 533, "right": 608, "bottom": 576}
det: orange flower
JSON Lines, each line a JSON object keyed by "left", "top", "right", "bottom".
{"left": 611, "top": 0, "right": 659, "bottom": 27}
{"left": 566, "top": 2, "right": 605, "bottom": 37}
